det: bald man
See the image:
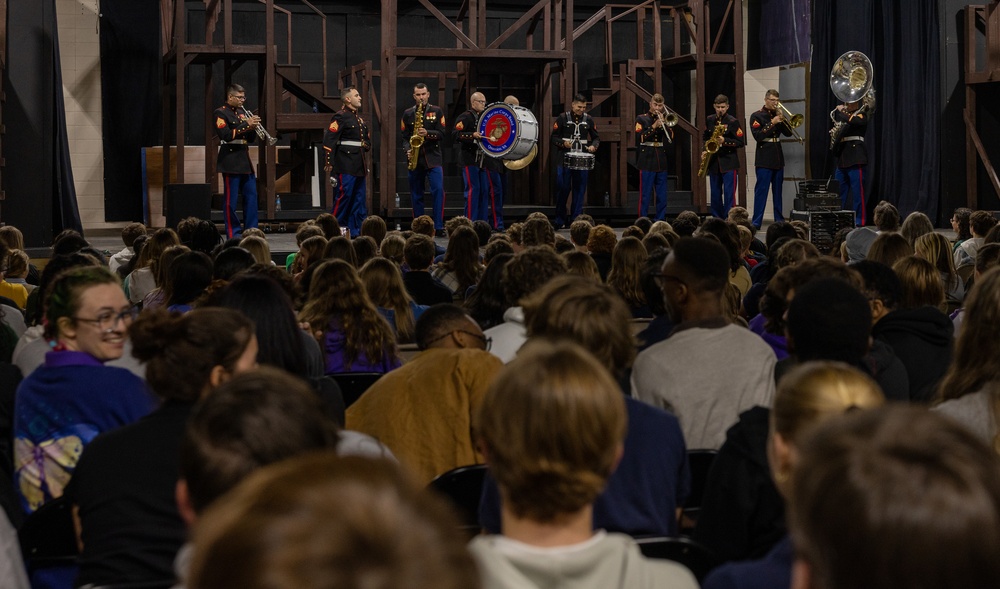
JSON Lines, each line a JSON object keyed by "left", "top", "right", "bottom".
{"left": 453, "top": 92, "right": 489, "bottom": 224}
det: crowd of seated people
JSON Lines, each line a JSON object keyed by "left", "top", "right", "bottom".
{"left": 1, "top": 202, "right": 999, "bottom": 589}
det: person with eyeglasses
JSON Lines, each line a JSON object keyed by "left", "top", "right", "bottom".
{"left": 13, "top": 267, "right": 155, "bottom": 515}
{"left": 347, "top": 304, "right": 503, "bottom": 483}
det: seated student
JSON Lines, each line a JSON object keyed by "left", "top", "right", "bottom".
{"left": 0, "top": 241, "right": 26, "bottom": 310}
{"left": 109, "top": 222, "right": 147, "bottom": 276}
{"left": 346, "top": 304, "right": 502, "bottom": 483}
{"left": 175, "top": 367, "right": 390, "bottom": 586}
{"left": 479, "top": 276, "right": 690, "bottom": 538}
{"left": 5, "top": 250, "right": 34, "bottom": 294}
{"left": 700, "top": 362, "right": 884, "bottom": 588}
{"left": 66, "top": 309, "right": 257, "bottom": 588}
{"left": 187, "top": 455, "right": 477, "bottom": 589}
{"left": 788, "top": 406, "right": 1000, "bottom": 589}
{"left": 470, "top": 340, "right": 698, "bottom": 589}
{"left": 401, "top": 235, "right": 453, "bottom": 306}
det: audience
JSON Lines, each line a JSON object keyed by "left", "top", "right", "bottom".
{"left": 346, "top": 304, "right": 501, "bottom": 482}
{"left": 470, "top": 340, "right": 698, "bottom": 589}
{"left": 431, "top": 226, "right": 482, "bottom": 300}
{"left": 401, "top": 234, "right": 453, "bottom": 306}
{"left": 606, "top": 236, "right": 651, "bottom": 318}
{"left": 872, "top": 201, "right": 900, "bottom": 232}
{"left": 954, "top": 209, "right": 997, "bottom": 267}
{"left": 360, "top": 257, "right": 426, "bottom": 343}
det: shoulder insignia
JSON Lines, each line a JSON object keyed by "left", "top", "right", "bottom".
{"left": 736, "top": 128, "right": 744, "bottom": 137}
{"left": 855, "top": 113, "right": 864, "bottom": 119}
{"left": 329, "top": 120, "right": 339, "bottom": 133}
{"left": 441, "top": 116, "right": 446, "bottom": 127}
{"left": 635, "top": 122, "right": 643, "bottom": 132}
{"left": 552, "top": 122, "right": 559, "bottom": 131}
{"left": 752, "top": 120, "right": 761, "bottom": 129}
{"left": 216, "top": 117, "right": 226, "bottom": 129}
{"left": 400, "top": 120, "right": 406, "bottom": 131}
{"left": 456, "top": 121, "right": 465, "bottom": 131}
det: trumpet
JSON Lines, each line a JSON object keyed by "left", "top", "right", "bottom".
{"left": 241, "top": 106, "right": 278, "bottom": 146}
{"left": 775, "top": 101, "right": 804, "bottom": 143}
{"left": 655, "top": 109, "right": 677, "bottom": 144}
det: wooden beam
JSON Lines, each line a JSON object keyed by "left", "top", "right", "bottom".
{"left": 608, "top": 0, "right": 656, "bottom": 23}
{"left": 380, "top": 0, "right": 398, "bottom": 216}
{"left": 416, "top": 0, "right": 478, "bottom": 49}
{"left": 394, "top": 47, "right": 569, "bottom": 60}
{"left": 490, "top": 0, "right": 549, "bottom": 49}
{"left": 965, "top": 108, "right": 1000, "bottom": 202}
{"left": 732, "top": 0, "right": 747, "bottom": 206}
{"left": 711, "top": 0, "right": 734, "bottom": 55}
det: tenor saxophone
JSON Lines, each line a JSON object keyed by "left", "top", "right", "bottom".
{"left": 697, "top": 121, "right": 726, "bottom": 178}
{"left": 407, "top": 101, "right": 425, "bottom": 171}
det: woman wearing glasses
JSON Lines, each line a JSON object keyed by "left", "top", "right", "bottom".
{"left": 13, "top": 267, "right": 155, "bottom": 514}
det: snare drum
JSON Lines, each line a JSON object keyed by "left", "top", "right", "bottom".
{"left": 477, "top": 103, "right": 539, "bottom": 161}
{"left": 563, "top": 151, "right": 595, "bottom": 170}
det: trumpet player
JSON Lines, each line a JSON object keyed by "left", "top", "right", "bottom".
{"left": 214, "top": 84, "right": 260, "bottom": 238}
{"left": 832, "top": 99, "right": 868, "bottom": 226}
{"left": 634, "top": 93, "right": 674, "bottom": 221}
{"left": 704, "top": 94, "right": 746, "bottom": 219}
{"left": 749, "top": 89, "right": 792, "bottom": 230}
{"left": 401, "top": 83, "right": 446, "bottom": 233}
{"left": 323, "top": 86, "right": 371, "bottom": 238}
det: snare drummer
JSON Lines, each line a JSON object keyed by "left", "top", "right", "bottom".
{"left": 635, "top": 93, "right": 674, "bottom": 221}
{"left": 453, "top": 92, "right": 490, "bottom": 224}
{"left": 551, "top": 93, "right": 599, "bottom": 230}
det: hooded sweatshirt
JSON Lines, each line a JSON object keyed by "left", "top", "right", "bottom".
{"left": 469, "top": 532, "right": 698, "bottom": 589}
{"left": 872, "top": 306, "right": 954, "bottom": 403}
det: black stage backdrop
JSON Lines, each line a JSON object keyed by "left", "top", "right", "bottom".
{"left": 809, "top": 0, "right": 941, "bottom": 222}
{"left": 4, "top": 0, "right": 81, "bottom": 245}
{"left": 99, "top": 0, "right": 161, "bottom": 222}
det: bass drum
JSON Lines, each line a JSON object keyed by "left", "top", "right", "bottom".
{"left": 477, "top": 103, "right": 539, "bottom": 162}
{"left": 563, "top": 150, "right": 595, "bottom": 171}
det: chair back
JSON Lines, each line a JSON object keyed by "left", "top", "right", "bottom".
{"left": 18, "top": 495, "right": 77, "bottom": 568}
{"left": 635, "top": 536, "right": 720, "bottom": 582}
{"left": 329, "top": 372, "right": 383, "bottom": 408}
{"left": 684, "top": 449, "right": 719, "bottom": 510}
{"left": 957, "top": 263, "right": 975, "bottom": 290}
{"left": 428, "top": 464, "right": 487, "bottom": 532}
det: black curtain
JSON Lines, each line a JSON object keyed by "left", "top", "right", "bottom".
{"left": 809, "top": 0, "right": 940, "bottom": 222}
{"left": 99, "top": 0, "right": 161, "bottom": 222}
{"left": 4, "top": 0, "right": 81, "bottom": 246}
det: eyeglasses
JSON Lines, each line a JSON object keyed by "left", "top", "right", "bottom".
{"left": 72, "top": 308, "right": 138, "bottom": 332}
{"left": 229, "top": 95, "right": 247, "bottom": 101}
{"left": 652, "top": 272, "right": 686, "bottom": 289}
{"left": 427, "top": 329, "right": 492, "bottom": 351}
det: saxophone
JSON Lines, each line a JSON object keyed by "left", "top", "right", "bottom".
{"left": 697, "top": 120, "right": 726, "bottom": 178}
{"left": 407, "top": 101, "right": 425, "bottom": 171}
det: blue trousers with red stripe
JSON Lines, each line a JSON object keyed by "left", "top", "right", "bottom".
{"left": 222, "top": 173, "right": 259, "bottom": 239}
{"left": 752, "top": 167, "right": 785, "bottom": 229}
{"left": 461, "top": 165, "right": 490, "bottom": 222}
{"left": 638, "top": 170, "right": 669, "bottom": 220}
{"left": 332, "top": 174, "right": 367, "bottom": 237}
{"left": 835, "top": 165, "right": 866, "bottom": 226}
{"left": 484, "top": 169, "right": 504, "bottom": 230}
{"left": 555, "top": 166, "right": 588, "bottom": 226}
{"left": 709, "top": 170, "right": 738, "bottom": 219}
{"left": 408, "top": 166, "right": 445, "bottom": 230}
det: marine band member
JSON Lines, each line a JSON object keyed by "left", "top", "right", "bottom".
{"left": 832, "top": 100, "right": 868, "bottom": 226}
{"left": 323, "top": 86, "right": 371, "bottom": 238}
{"left": 704, "top": 94, "right": 746, "bottom": 219}
{"left": 749, "top": 89, "right": 791, "bottom": 229}
{"left": 634, "top": 93, "right": 674, "bottom": 221}
{"left": 214, "top": 84, "right": 260, "bottom": 238}
{"left": 401, "top": 83, "right": 446, "bottom": 232}
{"left": 551, "top": 93, "right": 599, "bottom": 229}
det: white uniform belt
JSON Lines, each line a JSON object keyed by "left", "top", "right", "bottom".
{"left": 222, "top": 139, "right": 247, "bottom": 145}
{"left": 640, "top": 142, "right": 664, "bottom": 147}
{"left": 340, "top": 140, "right": 364, "bottom": 147}
{"left": 761, "top": 138, "right": 781, "bottom": 143}
{"left": 840, "top": 136, "right": 864, "bottom": 142}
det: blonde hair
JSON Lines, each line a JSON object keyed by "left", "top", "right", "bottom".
{"left": 893, "top": 256, "right": 945, "bottom": 310}
{"left": 6, "top": 250, "right": 29, "bottom": 279}
{"left": 239, "top": 236, "right": 272, "bottom": 266}
{"left": 476, "top": 340, "right": 626, "bottom": 521}
{"left": 359, "top": 257, "right": 416, "bottom": 343}
{"left": 562, "top": 250, "right": 601, "bottom": 282}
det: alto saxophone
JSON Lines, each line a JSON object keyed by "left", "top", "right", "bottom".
{"left": 698, "top": 121, "right": 726, "bottom": 178}
{"left": 407, "top": 101, "right": 425, "bottom": 171}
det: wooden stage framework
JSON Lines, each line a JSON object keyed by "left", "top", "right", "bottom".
{"left": 160, "top": 0, "right": 748, "bottom": 220}
{"left": 964, "top": 1, "right": 1000, "bottom": 209}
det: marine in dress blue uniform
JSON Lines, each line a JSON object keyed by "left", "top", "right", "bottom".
{"left": 401, "top": 83, "right": 447, "bottom": 231}
{"left": 704, "top": 95, "right": 746, "bottom": 219}
{"left": 214, "top": 84, "right": 259, "bottom": 239}
{"left": 323, "top": 86, "right": 371, "bottom": 238}
{"left": 453, "top": 92, "right": 489, "bottom": 223}
{"left": 832, "top": 101, "right": 869, "bottom": 226}
{"left": 634, "top": 93, "right": 674, "bottom": 221}
{"left": 749, "top": 90, "right": 792, "bottom": 229}
{"left": 551, "top": 94, "right": 599, "bottom": 228}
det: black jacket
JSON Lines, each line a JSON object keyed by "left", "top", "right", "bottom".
{"left": 453, "top": 109, "right": 483, "bottom": 167}
{"left": 213, "top": 104, "right": 257, "bottom": 175}
{"left": 704, "top": 113, "right": 746, "bottom": 173}
{"left": 832, "top": 107, "right": 868, "bottom": 168}
{"left": 693, "top": 406, "right": 786, "bottom": 563}
{"left": 323, "top": 107, "right": 370, "bottom": 177}
{"left": 873, "top": 306, "right": 954, "bottom": 403}
{"left": 551, "top": 111, "right": 600, "bottom": 155}
{"left": 750, "top": 107, "right": 791, "bottom": 169}
{"left": 635, "top": 113, "right": 672, "bottom": 172}
{"left": 400, "top": 103, "right": 446, "bottom": 168}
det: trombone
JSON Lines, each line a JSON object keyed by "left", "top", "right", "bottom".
{"left": 240, "top": 106, "right": 279, "bottom": 146}
{"left": 655, "top": 110, "right": 678, "bottom": 144}
{"left": 776, "top": 102, "right": 804, "bottom": 143}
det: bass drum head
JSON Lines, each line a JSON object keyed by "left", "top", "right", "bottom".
{"left": 478, "top": 102, "right": 538, "bottom": 160}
